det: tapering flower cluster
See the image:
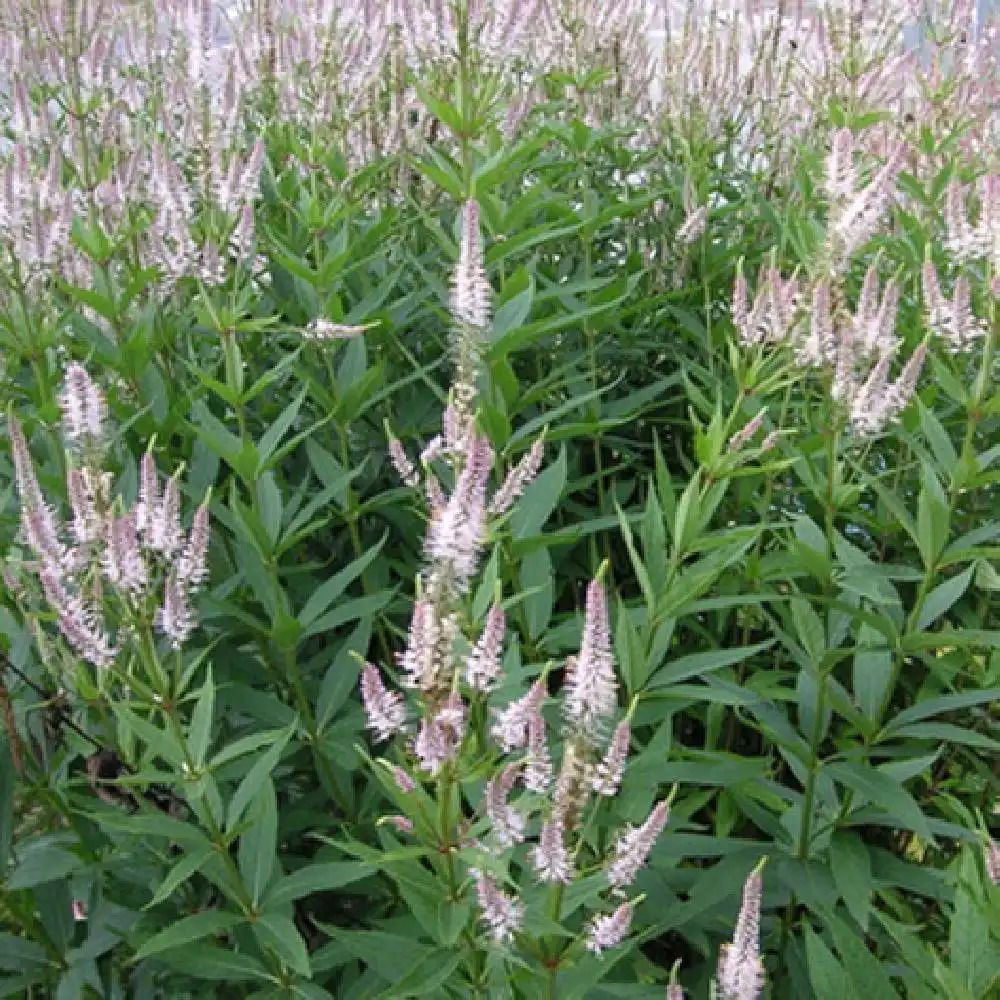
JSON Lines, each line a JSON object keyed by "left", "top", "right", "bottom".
{"left": 922, "top": 261, "right": 988, "bottom": 353}
{"left": 727, "top": 411, "right": 766, "bottom": 453}
{"left": 987, "top": 837, "right": 1000, "bottom": 886}
{"left": 847, "top": 344, "right": 927, "bottom": 437}
{"left": 425, "top": 433, "right": 495, "bottom": 592}
{"left": 714, "top": 861, "right": 767, "bottom": 1000}
{"left": 466, "top": 602, "right": 506, "bottom": 692}
{"left": 562, "top": 580, "right": 618, "bottom": 737}
{"left": 592, "top": 720, "right": 630, "bottom": 796}
{"left": 676, "top": 205, "right": 708, "bottom": 245}
{"left": 451, "top": 199, "right": 491, "bottom": 332}
{"left": 587, "top": 901, "right": 634, "bottom": 955}
{"left": 59, "top": 364, "right": 106, "bottom": 448}
{"left": 361, "top": 663, "right": 406, "bottom": 741}
{"left": 485, "top": 763, "right": 525, "bottom": 848}
{"left": 7, "top": 364, "right": 212, "bottom": 667}
{"left": 732, "top": 266, "right": 802, "bottom": 348}
{"left": 473, "top": 869, "right": 524, "bottom": 943}
{"left": 825, "top": 131, "right": 906, "bottom": 270}
{"left": 607, "top": 799, "right": 671, "bottom": 890}
{"left": 735, "top": 126, "right": 929, "bottom": 439}
{"left": 943, "top": 176, "right": 999, "bottom": 274}
{"left": 0, "top": 144, "right": 74, "bottom": 290}
{"left": 362, "top": 563, "right": 665, "bottom": 959}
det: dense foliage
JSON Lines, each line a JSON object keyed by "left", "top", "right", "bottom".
{"left": 0, "top": 1, "right": 998, "bottom": 998}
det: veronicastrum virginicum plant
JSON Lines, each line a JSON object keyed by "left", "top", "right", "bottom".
{"left": 1, "top": 2, "right": 1000, "bottom": 999}
{"left": 352, "top": 197, "right": 768, "bottom": 999}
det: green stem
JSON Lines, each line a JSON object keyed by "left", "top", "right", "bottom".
{"left": 796, "top": 665, "right": 829, "bottom": 860}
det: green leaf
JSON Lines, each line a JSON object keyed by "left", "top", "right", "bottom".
{"left": 210, "top": 729, "right": 289, "bottom": 771}
{"left": 238, "top": 778, "right": 278, "bottom": 905}
{"left": 191, "top": 401, "right": 242, "bottom": 462}
{"left": 226, "top": 724, "right": 294, "bottom": 832}
{"left": 251, "top": 912, "right": 310, "bottom": 978}
{"left": 320, "top": 929, "right": 427, "bottom": 982}
{"left": 264, "top": 861, "right": 373, "bottom": 909}
{"left": 826, "top": 912, "right": 901, "bottom": 999}
{"left": 86, "top": 812, "right": 210, "bottom": 848}
{"left": 853, "top": 625, "right": 893, "bottom": 722}
{"left": 298, "top": 535, "right": 386, "bottom": 628}
{"left": 829, "top": 832, "right": 872, "bottom": 931}
{"left": 519, "top": 546, "right": 554, "bottom": 639}
{"left": 188, "top": 667, "right": 215, "bottom": 768}
{"left": 883, "top": 689, "right": 1000, "bottom": 731}
{"left": 316, "top": 620, "right": 372, "bottom": 730}
{"left": 0, "top": 934, "right": 48, "bottom": 970}
{"left": 646, "top": 642, "right": 772, "bottom": 689}
{"left": 377, "top": 950, "right": 464, "bottom": 998}
{"left": 6, "top": 841, "right": 81, "bottom": 890}
{"left": 826, "top": 762, "right": 932, "bottom": 841}
{"left": 132, "top": 911, "right": 242, "bottom": 962}
{"left": 113, "top": 704, "right": 185, "bottom": 767}
{"left": 791, "top": 597, "right": 826, "bottom": 662}
{"left": 916, "top": 465, "right": 949, "bottom": 569}
{"left": 257, "top": 387, "right": 307, "bottom": 467}
{"left": 615, "top": 500, "right": 654, "bottom": 614}
{"left": 889, "top": 722, "right": 1000, "bottom": 751}
{"left": 804, "top": 926, "right": 858, "bottom": 1000}
{"left": 490, "top": 270, "right": 534, "bottom": 340}
{"left": 915, "top": 565, "right": 974, "bottom": 630}
{"left": 154, "top": 943, "right": 269, "bottom": 981}
{"left": 511, "top": 445, "right": 566, "bottom": 539}
{"left": 145, "top": 846, "right": 215, "bottom": 910}
{"left": 950, "top": 880, "right": 993, "bottom": 994}
{"left": 256, "top": 471, "right": 283, "bottom": 547}
{"left": 301, "top": 591, "right": 395, "bottom": 639}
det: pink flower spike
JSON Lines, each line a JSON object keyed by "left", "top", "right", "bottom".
{"left": 473, "top": 869, "right": 523, "bottom": 942}
{"left": 60, "top": 363, "right": 105, "bottom": 446}
{"left": 156, "top": 572, "right": 194, "bottom": 650}
{"left": 825, "top": 127, "right": 856, "bottom": 204}
{"left": 136, "top": 452, "right": 159, "bottom": 542}
{"left": 177, "top": 500, "right": 210, "bottom": 590}
{"left": 451, "top": 199, "right": 491, "bottom": 330}
{"left": 607, "top": 799, "right": 670, "bottom": 889}
{"left": 398, "top": 599, "right": 440, "bottom": 692}
{"left": 716, "top": 860, "right": 767, "bottom": 1000}
{"left": 728, "top": 411, "right": 766, "bottom": 452}
{"left": 986, "top": 837, "right": 1000, "bottom": 886}
{"left": 386, "top": 815, "right": 414, "bottom": 835}
{"left": 392, "top": 765, "right": 416, "bottom": 793}
{"left": 524, "top": 710, "right": 552, "bottom": 792}
{"left": 388, "top": 436, "right": 419, "bottom": 487}
{"left": 731, "top": 269, "right": 748, "bottom": 339}
{"left": 489, "top": 438, "right": 545, "bottom": 516}
{"left": 491, "top": 680, "right": 546, "bottom": 751}
{"left": 593, "top": 720, "right": 630, "bottom": 796}
{"left": 563, "top": 579, "right": 617, "bottom": 735}
{"left": 533, "top": 811, "right": 572, "bottom": 884}
{"left": 424, "top": 434, "right": 494, "bottom": 590}
{"left": 414, "top": 716, "right": 451, "bottom": 775}
{"left": 149, "top": 474, "right": 183, "bottom": 557}
{"left": 360, "top": 663, "right": 406, "bottom": 742}
{"left": 586, "top": 901, "right": 634, "bottom": 956}
{"left": 485, "top": 762, "right": 525, "bottom": 849}
{"left": 466, "top": 602, "right": 506, "bottom": 692}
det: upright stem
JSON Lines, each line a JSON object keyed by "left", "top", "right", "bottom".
{"left": 796, "top": 666, "right": 829, "bottom": 859}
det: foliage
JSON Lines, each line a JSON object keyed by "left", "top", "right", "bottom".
{"left": 0, "top": 2, "right": 998, "bottom": 999}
